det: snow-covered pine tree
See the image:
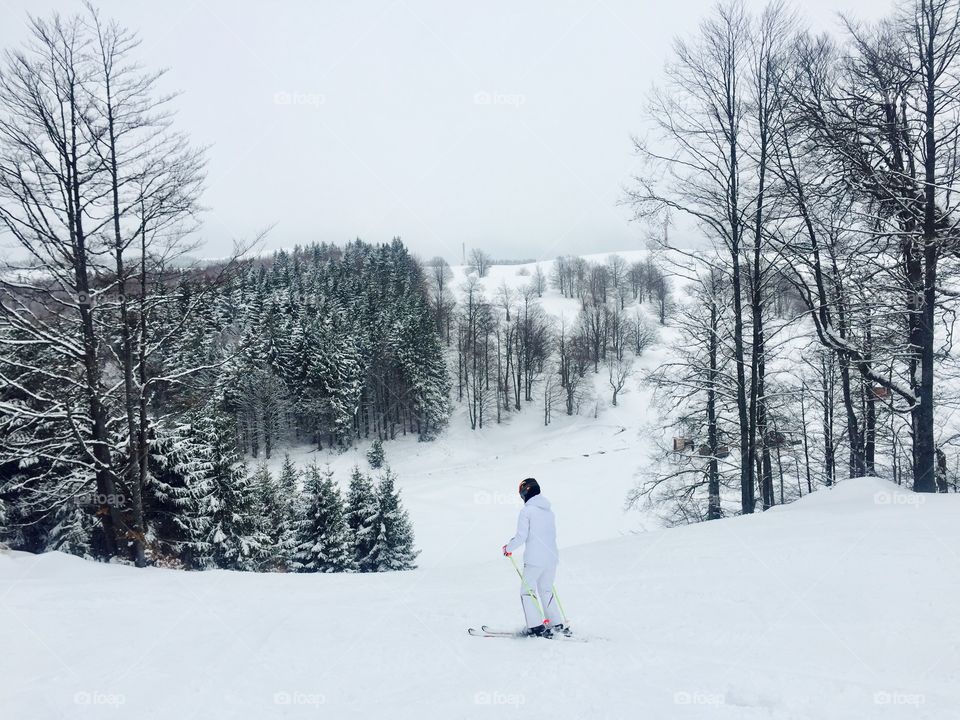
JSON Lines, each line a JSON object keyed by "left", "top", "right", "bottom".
{"left": 45, "top": 476, "right": 97, "bottom": 559}
{"left": 145, "top": 420, "right": 214, "bottom": 568}
{"left": 327, "top": 320, "right": 364, "bottom": 443}
{"left": 195, "top": 412, "right": 269, "bottom": 571}
{"left": 276, "top": 453, "right": 299, "bottom": 497}
{"left": 345, "top": 467, "right": 379, "bottom": 571}
{"left": 293, "top": 314, "right": 362, "bottom": 449}
{"left": 159, "top": 282, "right": 223, "bottom": 413}
{"left": 223, "top": 323, "right": 290, "bottom": 460}
{"left": 364, "top": 468, "right": 419, "bottom": 572}
{"left": 366, "top": 439, "right": 385, "bottom": 469}
{"left": 394, "top": 293, "right": 450, "bottom": 440}
{"left": 274, "top": 454, "right": 301, "bottom": 565}
{"left": 250, "top": 463, "right": 293, "bottom": 570}
{"left": 0, "top": 466, "right": 28, "bottom": 551}
{"left": 291, "top": 464, "right": 355, "bottom": 573}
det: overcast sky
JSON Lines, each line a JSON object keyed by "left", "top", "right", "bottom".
{"left": 1, "top": 0, "right": 888, "bottom": 263}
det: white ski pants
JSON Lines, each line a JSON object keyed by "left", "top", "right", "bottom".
{"left": 519, "top": 563, "right": 561, "bottom": 628}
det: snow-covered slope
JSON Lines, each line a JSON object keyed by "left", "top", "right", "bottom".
{"left": 265, "top": 252, "right": 676, "bottom": 567}
{"left": 2, "top": 477, "right": 957, "bottom": 719}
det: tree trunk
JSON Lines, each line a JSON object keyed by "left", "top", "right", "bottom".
{"left": 707, "top": 283, "right": 721, "bottom": 520}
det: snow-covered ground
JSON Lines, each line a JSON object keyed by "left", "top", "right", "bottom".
{"left": 2, "top": 477, "right": 957, "bottom": 719}
{"left": 3, "top": 255, "right": 956, "bottom": 718}
{"left": 266, "top": 361, "right": 669, "bottom": 568}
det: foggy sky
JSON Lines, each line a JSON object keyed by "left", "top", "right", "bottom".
{"left": 1, "top": 0, "right": 889, "bottom": 263}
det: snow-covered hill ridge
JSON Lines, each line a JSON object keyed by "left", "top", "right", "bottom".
{"left": 2, "top": 476, "right": 957, "bottom": 719}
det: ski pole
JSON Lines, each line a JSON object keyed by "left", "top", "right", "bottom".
{"left": 507, "top": 554, "right": 546, "bottom": 620}
{"left": 551, "top": 584, "right": 569, "bottom": 626}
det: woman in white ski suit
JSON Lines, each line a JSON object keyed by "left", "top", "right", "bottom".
{"left": 502, "top": 478, "right": 561, "bottom": 631}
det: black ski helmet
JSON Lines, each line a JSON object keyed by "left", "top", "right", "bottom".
{"left": 518, "top": 478, "right": 540, "bottom": 502}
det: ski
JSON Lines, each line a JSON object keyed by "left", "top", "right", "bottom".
{"left": 468, "top": 625, "right": 586, "bottom": 641}
{"left": 482, "top": 624, "right": 573, "bottom": 637}
{"left": 467, "top": 627, "right": 523, "bottom": 638}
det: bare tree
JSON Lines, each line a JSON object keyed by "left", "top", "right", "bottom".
{"left": 772, "top": 1, "right": 960, "bottom": 491}
{"left": 551, "top": 256, "right": 572, "bottom": 297}
{"left": 649, "top": 265, "right": 673, "bottom": 325}
{"left": 606, "top": 254, "right": 628, "bottom": 309}
{"left": 425, "top": 256, "right": 454, "bottom": 343}
{"left": 456, "top": 275, "right": 495, "bottom": 429}
{"left": 495, "top": 280, "right": 514, "bottom": 322}
{"left": 627, "top": 260, "right": 646, "bottom": 301}
{"left": 607, "top": 306, "right": 629, "bottom": 361}
{"left": 634, "top": 263, "right": 737, "bottom": 522}
{"left": 542, "top": 361, "right": 565, "bottom": 426}
{"left": 532, "top": 263, "right": 547, "bottom": 298}
{"left": 607, "top": 356, "right": 634, "bottom": 406}
{"left": 626, "top": 0, "right": 757, "bottom": 513}
{"left": 629, "top": 311, "right": 659, "bottom": 355}
{"left": 557, "top": 316, "right": 589, "bottom": 416}
{"left": 467, "top": 248, "right": 492, "bottom": 278}
{"left": 0, "top": 9, "right": 231, "bottom": 564}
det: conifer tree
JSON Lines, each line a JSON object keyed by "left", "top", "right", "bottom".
{"left": 366, "top": 440, "right": 385, "bottom": 469}
{"left": 146, "top": 420, "right": 215, "bottom": 568}
{"left": 0, "top": 496, "right": 8, "bottom": 542}
{"left": 278, "top": 454, "right": 301, "bottom": 498}
{"left": 292, "top": 464, "right": 356, "bottom": 572}
{"left": 364, "top": 469, "right": 419, "bottom": 571}
{"left": 345, "top": 467, "right": 379, "bottom": 571}
{"left": 45, "top": 491, "right": 96, "bottom": 559}
{"left": 196, "top": 412, "right": 268, "bottom": 571}
{"left": 251, "top": 463, "right": 293, "bottom": 570}
{"left": 0, "top": 234, "right": 449, "bottom": 565}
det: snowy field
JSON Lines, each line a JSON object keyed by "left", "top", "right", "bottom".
{"left": 1, "top": 477, "right": 957, "bottom": 719}
{"left": 3, "top": 256, "right": 957, "bottom": 719}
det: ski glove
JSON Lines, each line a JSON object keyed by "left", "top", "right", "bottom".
{"left": 502, "top": 545, "right": 512, "bottom": 557}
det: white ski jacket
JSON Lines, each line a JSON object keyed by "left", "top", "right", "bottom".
{"left": 505, "top": 495, "right": 559, "bottom": 567}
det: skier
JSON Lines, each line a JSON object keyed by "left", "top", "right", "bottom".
{"left": 502, "top": 478, "right": 563, "bottom": 637}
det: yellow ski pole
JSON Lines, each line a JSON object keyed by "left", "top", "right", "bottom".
{"left": 507, "top": 554, "right": 546, "bottom": 621}
{"left": 551, "top": 584, "right": 569, "bottom": 627}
